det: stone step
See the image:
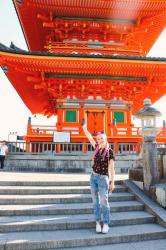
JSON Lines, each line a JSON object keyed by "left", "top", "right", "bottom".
{"left": 53, "top": 239, "right": 166, "bottom": 250}
{"left": 0, "top": 192, "right": 135, "bottom": 205}
{"left": 0, "top": 180, "right": 123, "bottom": 186}
{"left": 0, "top": 211, "right": 155, "bottom": 233}
{"left": 0, "top": 184, "right": 127, "bottom": 195}
{"left": 0, "top": 200, "right": 144, "bottom": 216}
{"left": 0, "top": 223, "right": 165, "bottom": 250}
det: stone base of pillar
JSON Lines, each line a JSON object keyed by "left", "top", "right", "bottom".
{"left": 129, "top": 167, "right": 143, "bottom": 182}
{"left": 129, "top": 158, "right": 144, "bottom": 182}
{"left": 146, "top": 183, "right": 166, "bottom": 208}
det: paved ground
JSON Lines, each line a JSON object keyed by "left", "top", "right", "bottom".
{"left": 0, "top": 171, "right": 128, "bottom": 182}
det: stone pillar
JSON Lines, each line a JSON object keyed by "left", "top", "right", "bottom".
{"left": 142, "top": 137, "right": 160, "bottom": 192}
{"left": 163, "top": 155, "right": 166, "bottom": 178}
{"left": 135, "top": 98, "right": 162, "bottom": 193}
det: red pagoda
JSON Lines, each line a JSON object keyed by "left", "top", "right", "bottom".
{"left": 0, "top": 0, "right": 166, "bottom": 144}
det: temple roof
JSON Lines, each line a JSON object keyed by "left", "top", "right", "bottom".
{"left": 1, "top": 42, "right": 166, "bottom": 116}
{"left": 1, "top": 42, "right": 166, "bottom": 62}
{"left": 13, "top": 0, "right": 166, "bottom": 55}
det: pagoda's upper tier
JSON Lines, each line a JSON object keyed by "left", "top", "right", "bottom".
{"left": 13, "top": 0, "right": 166, "bottom": 56}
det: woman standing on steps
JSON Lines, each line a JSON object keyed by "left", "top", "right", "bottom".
{"left": 82, "top": 119, "right": 115, "bottom": 234}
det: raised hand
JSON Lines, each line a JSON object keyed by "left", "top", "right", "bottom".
{"left": 81, "top": 118, "right": 95, "bottom": 148}
{"left": 81, "top": 118, "right": 86, "bottom": 126}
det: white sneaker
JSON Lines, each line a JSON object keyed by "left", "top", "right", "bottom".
{"left": 96, "top": 222, "right": 102, "bottom": 233}
{"left": 102, "top": 224, "right": 109, "bottom": 234}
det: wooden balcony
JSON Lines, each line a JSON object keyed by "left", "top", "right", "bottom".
{"left": 26, "top": 124, "right": 166, "bottom": 144}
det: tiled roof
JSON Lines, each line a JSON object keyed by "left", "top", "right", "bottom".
{"left": 0, "top": 42, "right": 166, "bottom": 62}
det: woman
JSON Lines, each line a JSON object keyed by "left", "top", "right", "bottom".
{"left": 82, "top": 119, "right": 115, "bottom": 234}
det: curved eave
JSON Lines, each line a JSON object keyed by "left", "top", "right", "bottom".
{"left": 1, "top": 49, "right": 166, "bottom": 71}
{"left": 12, "top": 0, "right": 29, "bottom": 51}
{"left": 1, "top": 49, "right": 166, "bottom": 115}
{"left": 1, "top": 43, "right": 166, "bottom": 62}
{"left": 12, "top": 0, "right": 47, "bottom": 52}
{"left": 13, "top": 0, "right": 166, "bottom": 19}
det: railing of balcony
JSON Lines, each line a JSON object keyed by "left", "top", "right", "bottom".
{"left": 8, "top": 141, "right": 142, "bottom": 156}
{"left": 27, "top": 124, "right": 166, "bottom": 139}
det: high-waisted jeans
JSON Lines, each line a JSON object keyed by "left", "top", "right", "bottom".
{"left": 90, "top": 173, "right": 110, "bottom": 224}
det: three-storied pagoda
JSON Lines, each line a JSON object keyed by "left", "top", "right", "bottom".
{"left": 0, "top": 0, "right": 166, "bottom": 143}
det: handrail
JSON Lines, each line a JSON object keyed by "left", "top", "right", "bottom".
{"left": 7, "top": 141, "right": 142, "bottom": 156}
{"left": 27, "top": 124, "right": 166, "bottom": 139}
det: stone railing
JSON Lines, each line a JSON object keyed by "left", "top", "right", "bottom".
{"left": 157, "top": 144, "right": 166, "bottom": 180}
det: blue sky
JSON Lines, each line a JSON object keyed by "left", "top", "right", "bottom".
{"left": 0, "top": 1, "right": 166, "bottom": 140}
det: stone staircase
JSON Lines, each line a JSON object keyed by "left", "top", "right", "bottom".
{"left": 0, "top": 177, "right": 165, "bottom": 249}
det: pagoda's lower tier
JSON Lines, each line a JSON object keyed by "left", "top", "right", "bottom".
{"left": 1, "top": 44, "right": 166, "bottom": 115}
{"left": 26, "top": 110, "right": 166, "bottom": 144}
{"left": 26, "top": 99, "right": 137, "bottom": 143}
{"left": 0, "top": 44, "right": 166, "bottom": 143}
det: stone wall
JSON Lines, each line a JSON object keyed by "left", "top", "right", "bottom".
{"left": 4, "top": 154, "right": 137, "bottom": 174}
{"left": 155, "top": 184, "right": 166, "bottom": 208}
{"left": 163, "top": 155, "right": 166, "bottom": 178}
{"left": 158, "top": 148, "right": 166, "bottom": 179}
{"left": 129, "top": 147, "right": 166, "bottom": 208}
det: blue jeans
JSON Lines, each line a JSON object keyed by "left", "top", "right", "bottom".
{"left": 90, "top": 173, "right": 110, "bottom": 224}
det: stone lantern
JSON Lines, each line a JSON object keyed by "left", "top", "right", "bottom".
{"left": 135, "top": 99, "right": 161, "bottom": 191}
{"left": 136, "top": 98, "right": 161, "bottom": 142}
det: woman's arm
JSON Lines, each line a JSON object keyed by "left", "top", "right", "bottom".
{"left": 82, "top": 119, "right": 96, "bottom": 148}
{"left": 108, "top": 159, "right": 115, "bottom": 192}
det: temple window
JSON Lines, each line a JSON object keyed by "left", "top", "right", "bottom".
{"left": 65, "top": 110, "right": 77, "bottom": 122}
{"left": 113, "top": 111, "right": 124, "bottom": 123}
